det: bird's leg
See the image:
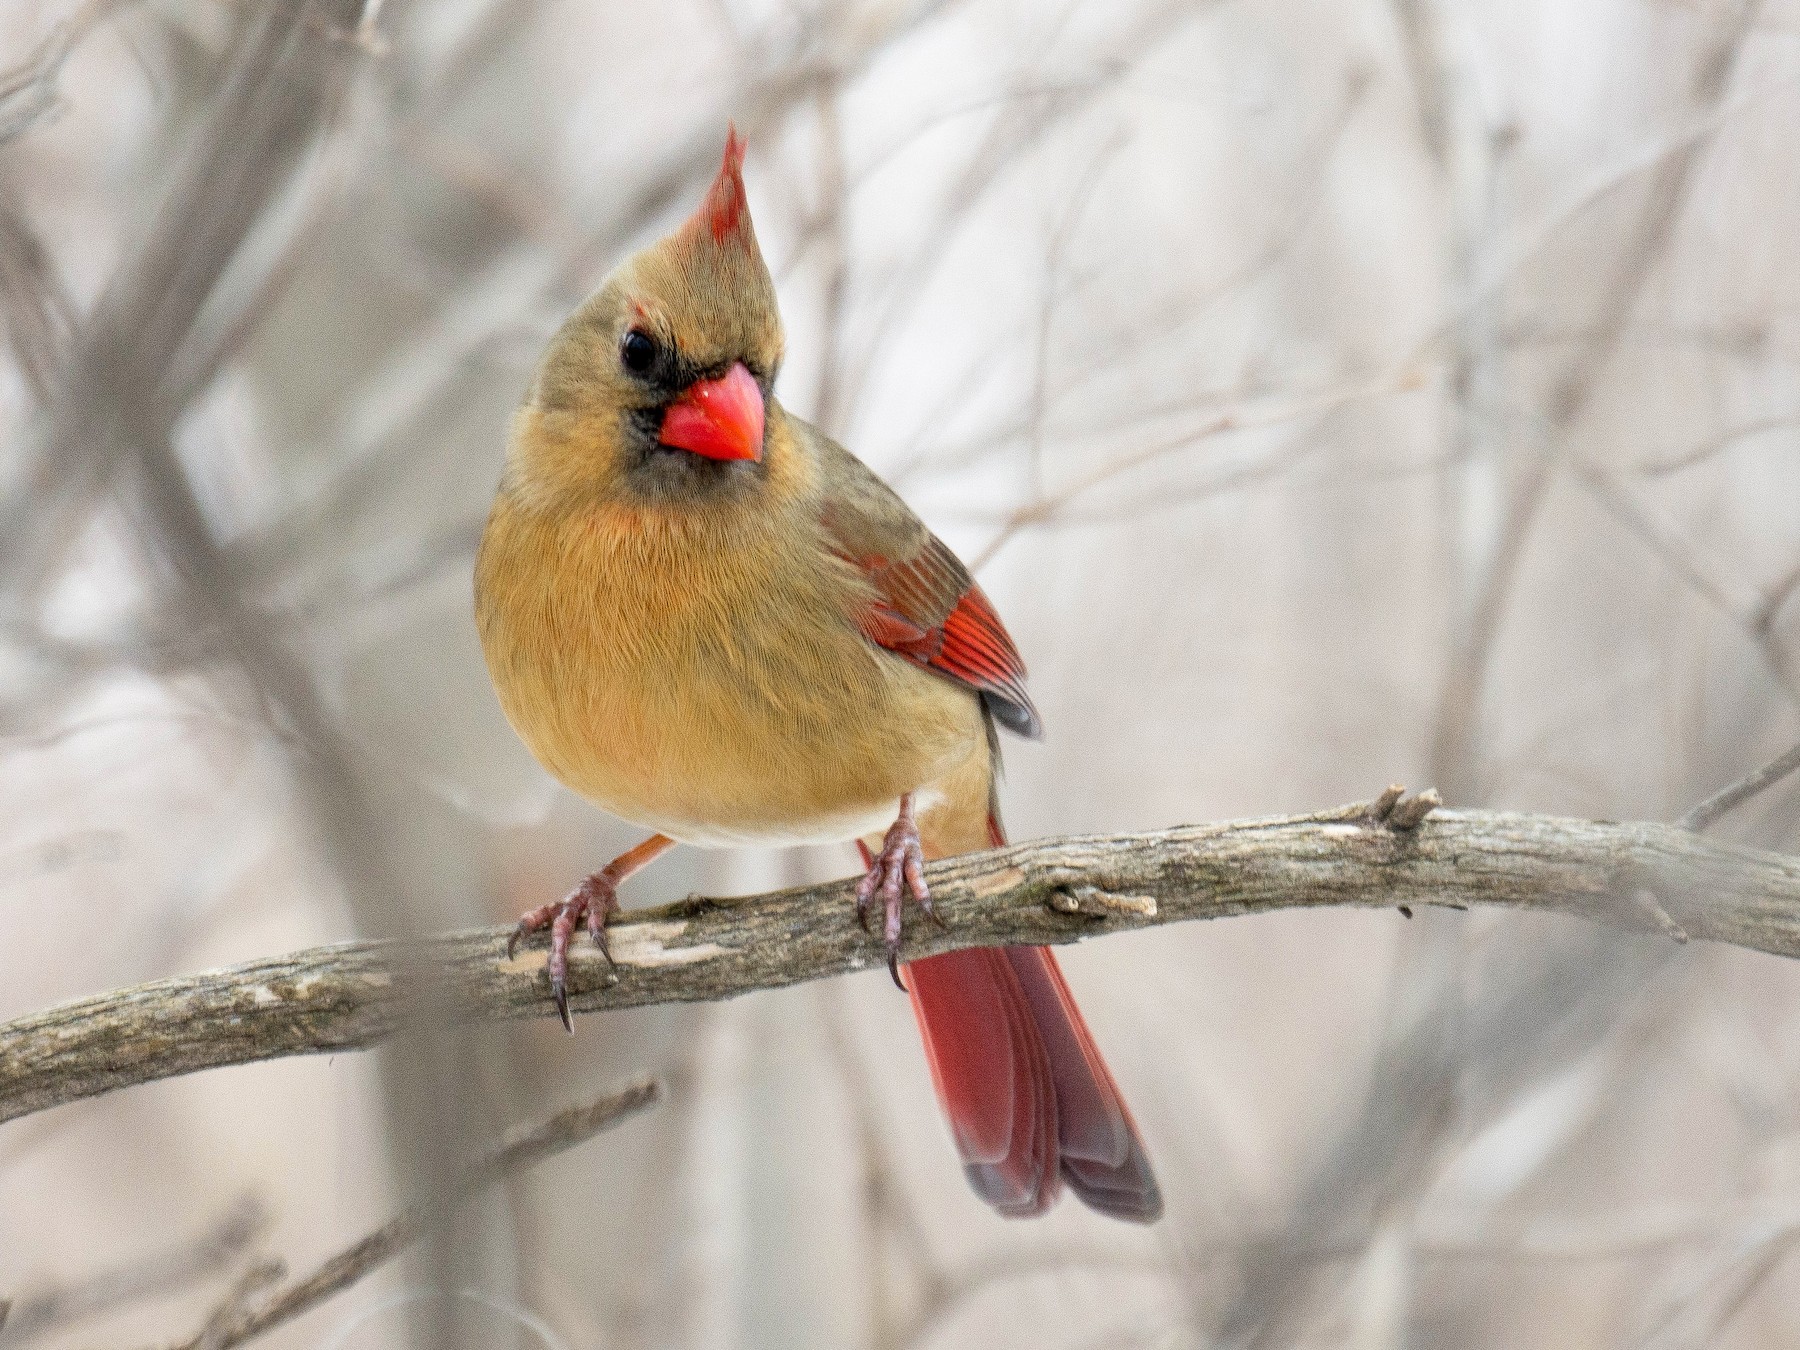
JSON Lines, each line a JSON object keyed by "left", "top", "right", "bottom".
{"left": 508, "top": 833, "right": 675, "bottom": 1032}
{"left": 855, "top": 794, "right": 939, "bottom": 990}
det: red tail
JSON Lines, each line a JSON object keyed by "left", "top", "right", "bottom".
{"left": 903, "top": 821, "right": 1162, "bottom": 1221}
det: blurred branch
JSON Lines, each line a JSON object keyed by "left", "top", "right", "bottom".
{"left": 0, "top": 0, "right": 137, "bottom": 146}
{"left": 0, "top": 0, "right": 369, "bottom": 603}
{"left": 1, "top": 1196, "right": 266, "bottom": 1346}
{"left": 1680, "top": 739, "right": 1800, "bottom": 833}
{"left": 887, "top": 72, "right": 1369, "bottom": 493}
{"left": 967, "top": 369, "right": 1414, "bottom": 571}
{"left": 818, "top": 986, "right": 937, "bottom": 1350}
{"left": 1634, "top": 412, "right": 1800, "bottom": 479}
{"left": 834, "top": 0, "right": 1209, "bottom": 422}
{"left": 228, "top": 0, "right": 964, "bottom": 594}
{"left": 149, "top": 1081, "right": 661, "bottom": 1350}
{"left": 1633, "top": 1218, "right": 1800, "bottom": 1350}
{"left": 804, "top": 80, "right": 850, "bottom": 436}
{"left": 555, "top": 0, "right": 971, "bottom": 293}
{"left": 1425, "top": 0, "right": 1764, "bottom": 800}
{"left": 395, "top": 124, "right": 581, "bottom": 261}
{"left": 0, "top": 200, "right": 75, "bottom": 399}
{"left": 1564, "top": 457, "right": 1800, "bottom": 700}
{"left": 11, "top": 793, "right": 1800, "bottom": 1127}
{"left": 1756, "top": 557, "right": 1800, "bottom": 638}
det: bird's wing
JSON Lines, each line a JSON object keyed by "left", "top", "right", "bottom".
{"left": 809, "top": 426, "right": 1041, "bottom": 739}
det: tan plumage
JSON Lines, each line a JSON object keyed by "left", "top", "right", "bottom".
{"left": 476, "top": 409, "right": 992, "bottom": 849}
{"left": 476, "top": 129, "right": 1158, "bottom": 1221}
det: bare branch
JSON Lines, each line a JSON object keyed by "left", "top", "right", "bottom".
{"left": 0, "top": 0, "right": 370, "bottom": 602}
{"left": 1425, "top": 0, "right": 1765, "bottom": 800}
{"left": 1566, "top": 457, "right": 1799, "bottom": 701}
{"left": 1, "top": 1196, "right": 266, "bottom": 1346}
{"left": 0, "top": 0, "right": 138, "bottom": 146}
{"left": 152, "top": 1081, "right": 662, "bottom": 1350}
{"left": 1634, "top": 412, "right": 1800, "bottom": 479}
{"left": 1680, "top": 739, "right": 1800, "bottom": 833}
{"left": 6, "top": 798, "right": 1800, "bottom": 1130}
{"left": 832, "top": 0, "right": 1211, "bottom": 422}
{"left": 966, "top": 370, "right": 1413, "bottom": 572}
{"left": 1753, "top": 557, "right": 1800, "bottom": 638}
{"left": 0, "top": 198, "right": 76, "bottom": 401}
{"left": 803, "top": 78, "right": 851, "bottom": 437}
{"left": 1633, "top": 1221, "right": 1800, "bottom": 1350}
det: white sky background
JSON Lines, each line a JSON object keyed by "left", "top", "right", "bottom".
{"left": 4, "top": 0, "right": 1800, "bottom": 1346}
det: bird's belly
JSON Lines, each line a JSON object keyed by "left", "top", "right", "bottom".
{"left": 619, "top": 797, "right": 913, "bottom": 849}
{"left": 479, "top": 560, "right": 981, "bottom": 847}
{"left": 530, "top": 656, "right": 974, "bottom": 846}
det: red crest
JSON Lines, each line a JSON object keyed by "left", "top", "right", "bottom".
{"left": 683, "top": 124, "right": 753, "bottom": 248}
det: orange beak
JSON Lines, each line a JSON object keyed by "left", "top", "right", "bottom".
{"left": 658, "top": 362, "right": 765, "bottom": 463}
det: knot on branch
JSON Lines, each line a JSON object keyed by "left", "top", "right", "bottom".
{"left": 1360, "top": 784, "right": 1441, "bottom": 832}
{"left": 1048, "top": 885, "right": 1159, "bottom": 920}
{"left": 1606, "top": 860, "right": 1692, "bottom": 945}
{"left": 1628, "top": 887, "right": 1690, "bottom": 945}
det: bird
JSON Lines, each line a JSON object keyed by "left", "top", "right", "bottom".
{"left": 474, "top": 128, "right": 1161, "bottom": 1222}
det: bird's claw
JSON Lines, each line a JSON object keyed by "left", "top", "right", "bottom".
{"left": 855, "top": 802, "right": 931, "bottom": 991}
{"left": 507, "top": 873, "right": 621, "bottom": 1033}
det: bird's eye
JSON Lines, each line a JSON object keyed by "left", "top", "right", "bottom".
{"left": 620, "top": 328, "right": 658, "bottom": 374}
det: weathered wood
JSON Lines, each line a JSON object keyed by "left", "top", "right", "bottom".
{"left": 5, "top": 800, "right": 1798, "bottom": 1127}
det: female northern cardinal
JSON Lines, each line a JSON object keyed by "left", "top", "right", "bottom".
{"left": 475, "top": 129, "right": 1160, "bottom": 1222}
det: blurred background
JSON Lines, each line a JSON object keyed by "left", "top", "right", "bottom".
{"left": 3, "top": 0, "right": 1800, "bottom": 1345}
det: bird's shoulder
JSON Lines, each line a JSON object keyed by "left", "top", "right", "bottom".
{"left": 778, "top": 410, "right": 1041, "bottom": 739}
{"left": 778, "top": 411, "right": 933, "bottom": 566}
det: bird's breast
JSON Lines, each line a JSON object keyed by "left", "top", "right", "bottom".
{"left": 474, "top": 495, "right": 981, "bottom": 845}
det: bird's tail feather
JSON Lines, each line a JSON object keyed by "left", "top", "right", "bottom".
{"left": 903, "top": 812, "right": 1162, "bottom": 1222}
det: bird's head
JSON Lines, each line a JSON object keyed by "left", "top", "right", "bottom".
{"left": 512, "top": 127, "right": 785, "bottom": 507}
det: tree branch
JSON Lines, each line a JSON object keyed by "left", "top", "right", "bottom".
{"left": 3, "top": 1196, "right": 266, "bottom": 1345}
{"left": 1679, "top": 738, "right": 1800, "bottom": 833}
{"left": 5, "top": 796, "right": 1800, "bottom": 1129}
{"left": 154, "top": 1080, "right": 661, "bottom": 1350}
{"left": 0, "top": 0, "right": 139, "bottom": 147}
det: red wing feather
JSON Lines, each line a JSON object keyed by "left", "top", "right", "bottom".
{"left": 936, "top": 588, "right": 1034, "bottom": 715}
{"left": 848, "top": 536, "right": 1042, "bottom": 738}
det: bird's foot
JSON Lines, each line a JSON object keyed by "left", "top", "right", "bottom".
{"left": 507, "top": 872, "right": 621, "bottom": 1033}
{"left": 855, "top": 795, "right": 941, "bottom": 991}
